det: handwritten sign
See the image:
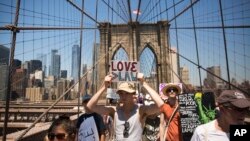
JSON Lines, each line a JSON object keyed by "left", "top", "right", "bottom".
{"left": 78, "top": 116, "right": 99, "bottom": 141}
{"left": 110, "top": 61, "right": 139, "bottom": 82}
{"left": 178, "top": 93, "right": 201, "bottom": 141}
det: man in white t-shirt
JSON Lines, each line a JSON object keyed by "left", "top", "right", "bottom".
{"left": 191, "top": 90, "right": 250, "bottom": 141}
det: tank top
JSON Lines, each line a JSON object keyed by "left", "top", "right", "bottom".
{"left": 114, "top": 105, "right": 143, "bottom": 141}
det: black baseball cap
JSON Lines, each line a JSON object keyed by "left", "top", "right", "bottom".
{"left": 217, "top": 90, "right": 250, "bottom": 108}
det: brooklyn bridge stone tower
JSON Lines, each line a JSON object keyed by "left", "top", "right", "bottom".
{"left": 94, "top": 21, "right": 172, "bottom": 94}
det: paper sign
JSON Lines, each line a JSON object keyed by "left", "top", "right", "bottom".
{"left": 78, "top": 116, "right": 99, "bottom": 141}
{"left": 110, "top": 61, "right": 139, "bottom": 82}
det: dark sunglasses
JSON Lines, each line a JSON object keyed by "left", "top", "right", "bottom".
{"left": 123, "top": 121, "right": 130, "bottom": 138}
{"left": 48, "top": 133, "right": 67, "bottom": 140}
{"left": 167, "top": 88, "right": 178, "bottom": 93}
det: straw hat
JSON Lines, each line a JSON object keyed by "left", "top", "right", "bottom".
{"left": 162, "top": 84, "right": 181, "bottom": 95}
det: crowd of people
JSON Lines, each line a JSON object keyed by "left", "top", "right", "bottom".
{"left": 45, "top": 73, "right": 250, "bottom": 141}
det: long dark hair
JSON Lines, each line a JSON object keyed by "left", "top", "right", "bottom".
{"left": 48, "top": 115, "right": 76, "bottom": 138}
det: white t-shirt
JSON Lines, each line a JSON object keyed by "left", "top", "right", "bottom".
{"left": 191, "top": 119, "right": 229, "bottom": 141}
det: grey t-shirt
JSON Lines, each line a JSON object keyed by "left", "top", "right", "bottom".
{"left": 191, "top": 119, "right": 229, "bottom": 141}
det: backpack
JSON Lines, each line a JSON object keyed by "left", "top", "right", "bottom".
{"left": 143, "top": 115, "right": 160, "bottom": 141}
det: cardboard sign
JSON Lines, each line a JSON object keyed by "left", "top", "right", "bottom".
{"left": 110, "top": 61, "right": 139, "bottom": 82}
{"left": 178, "top": 93, "right": 201, "bottom": 141}
{"left": 179, "top": 92, "right": 216, "bottom": 141}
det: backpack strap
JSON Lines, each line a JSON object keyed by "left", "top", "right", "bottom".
{"left": 163, "top": 104, "right": 179, "bottom": 141}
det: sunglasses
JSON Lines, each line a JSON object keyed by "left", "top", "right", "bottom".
{"left": 48, "top": 133, "right": 68, "bottom": 140}
{"left": 167, "top": 88, "right": 178, "bottom": 93}
{"left": 123, "top": 121, "right": 130, "bottom": 138}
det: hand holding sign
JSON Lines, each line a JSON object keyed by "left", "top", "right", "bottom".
{"left": 104, "top": 75, "right": 113, "bottom": 88}
{"left": 137, "top": 73, "right": 145, "bottom": 84}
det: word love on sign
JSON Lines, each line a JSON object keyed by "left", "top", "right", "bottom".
{"left": 110, "top": 61, "right": 139, "bottom": 82}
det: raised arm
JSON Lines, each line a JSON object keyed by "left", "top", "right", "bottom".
{"left": 137, "top": 73, "right": 164, "bottom": 108}
{"left": 87, "top": 75, "right": 115, "bottom": 115}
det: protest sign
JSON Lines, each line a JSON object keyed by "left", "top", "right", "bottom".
{"left": 110, "top": 61, "right": 139, "bottom": 82}
{"left": 179, "top": 93, "right": 201, "bottom": 141}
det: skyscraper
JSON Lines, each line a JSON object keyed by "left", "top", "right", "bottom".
{"left": 180, "top": 66, "right": 190, "bottom": 84}
{"left": 30, "top": 60, "right": 42, "bottom": 73}
{"left": 37, "top": 53, "right": 47, "bottom": 76}
{"left": 92, "top": 43, "right": 99, "bottom": 93}
{"left": 0, "top": 45, "right": 9, "bottom": 100}
{"left": 61, "top": 70, "right": 67, "bottom": 78}
{"left": 50, "top": 49, "right": 61, "bottom": 79}
{"left": 0, "top": 45, "right": 10, "bottom": 65}
{"left": 207, "top": 66, "right": 224, "bottom": 89}
{"left": 11, "top": 59, "right": 24, "bottom": 100}
{"left": 25, "top": 87, "right": 44, "bottom": 102}
{"left": 0, "top": 65, "right": 8, "bottom": 100}
{"left": 71, "top": 45, "right": 80, "bottom": 82}
{"left": 34, "top": 70, "right": 44, "bottom": 82}
{"left": 170, "top": 48, "right": 179, "bottom": 83}
{"left": 12, "top": 68, "right": 28, "bottom": 100}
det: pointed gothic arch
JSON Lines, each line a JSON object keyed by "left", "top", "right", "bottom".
{"left": 96, "top": 21, "right": 172, "bottom": 93}
{"left": 112, "top": 45, "right": 129, "bottom": 61}
{"left": 139, "top": 45, "right": 158, "bottom": 90}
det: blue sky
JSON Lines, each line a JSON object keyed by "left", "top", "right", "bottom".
{"left": 0, "top": 0, "right": 249, "bottom": 86}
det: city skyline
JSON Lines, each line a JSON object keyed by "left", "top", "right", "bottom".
{"left": 0, "top": 0, "right": 249, "bottom": 89}
{"left": 4, "top": 41, "right": 247, "bottom": 101}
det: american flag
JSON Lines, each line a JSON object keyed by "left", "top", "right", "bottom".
{"left": 133, "top": 10, "right": 141, "bottom": 15}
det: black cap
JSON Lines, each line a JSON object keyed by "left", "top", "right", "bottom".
{"left": 217, "top": 90, "right": 250, "bottom": 108}
{"left": 82, "top": 94, "right": 92, "bottom": 103}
